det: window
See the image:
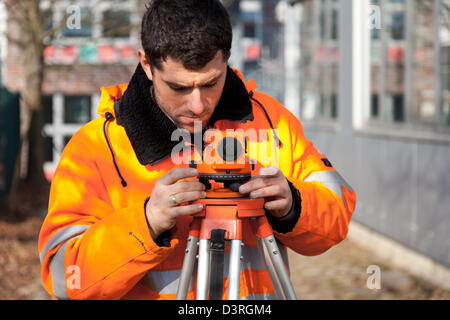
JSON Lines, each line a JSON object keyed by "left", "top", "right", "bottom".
{"left": 62, "top": 7, "right": 93, "bottom": 38}
{"left": 43, "top": 95, "right": 54, "bottom": 163}
{"left": 41, "top": 1, "right": 135, "bottom": 41}
{"left": 370, "top": 0, "right": 406, "bottom": 124}
{"left": 391, "top": 94, "right": 404, "bottom": 122}
{"left": 64, "top": 135, "right": 72, "bottom": 147}
{"left": 42, "top": 8, "right": 53, "bottom": 33}
{"left": 244, "top": 21, "right": 256, "bottom": 38}
{"left": 43, "top": 95, "right": 53, "bottom": 124}
{"left": 442, "top": 46, "right": 450, "bottom": 124}
{"left": 366, "top": 0, "right": 450, "bottom": 134}
{"left": 102, "top": 10, "right": 131, "bottom": 38}
{"left": 440, "top": 0, "right": 450, "bottom": 124}
{"left": 299, "top": 0, "right": 340, "bottom": 122}
{"left": 411, "top": 0, "right": 436, "bottom": 123}
{"left": 64, "top": 95, "right": 91, "bottom": 124}
{"left": 43, "top": 93, "right": 100, "bottom": 178}
{"left": 385, "top": 0, "right": 405, "bottom": 123}
{"left": 371, "top": 94, "right": 380, "bottom": 117}
{"left": 44, "top": 136, "right": 54, "bottom": 163}
{"left": 391, "top": 11, "right": 405, "bottom": 40}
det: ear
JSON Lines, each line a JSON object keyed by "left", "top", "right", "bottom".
{"left": 138, "top": 49, "right": 153, "bottom": 81}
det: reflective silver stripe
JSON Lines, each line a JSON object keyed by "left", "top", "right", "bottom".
{"left": 145, "top": 267, "right": 279, "bottom": 299}
{"left": 240, "top": 291, "right": 277, "bottom": 300}
{"left": 146, "top": 269, "right": 191, "bottom": 294}
{"left": 304, "top": 170, "right": 353, "bottom": 201}
{"left": 49, "top": 235, "right": 82, "bottom": 300}
{"left": 40, "top": 225, "right": 90, "bottom": 263}
{"left": 145, "top": 245, "right": 289, "bottom": 295}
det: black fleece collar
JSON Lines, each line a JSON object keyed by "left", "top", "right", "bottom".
{"left": 116, "top": 63, "right": 253, "bottom": 166}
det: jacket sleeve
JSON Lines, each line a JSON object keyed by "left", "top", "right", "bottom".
{"left": 271, "top": 102, "right": 357, "bottom": 256}
{"left": 38, "top": 125, "right": 175, "bottom": 300}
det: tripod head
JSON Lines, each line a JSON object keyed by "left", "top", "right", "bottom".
{"left": 190, "top": 130, "right": 255, "bottom": 196}
{"left": 179, "top": 133, "right": 298, "bottom": 300}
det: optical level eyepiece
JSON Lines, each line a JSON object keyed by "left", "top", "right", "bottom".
{"left": 217, "top": 137, "right": 242, "bottom": 162}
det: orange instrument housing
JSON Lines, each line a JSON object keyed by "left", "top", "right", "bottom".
{"left": 191, "top": 130, "right": 254, "bottom": 194}
{"left": 189, "top": 130, "right": 271, "bottom": 242}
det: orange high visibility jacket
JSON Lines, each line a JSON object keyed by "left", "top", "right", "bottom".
{"left": 38, "top": 65, "right": 356, "bottom": 300}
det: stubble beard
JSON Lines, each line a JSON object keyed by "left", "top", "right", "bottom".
{"left": 150, "top": 86, "right": 210, "bottom": 134}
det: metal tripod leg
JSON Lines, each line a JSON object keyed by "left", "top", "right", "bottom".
{"left": 176, "top": 235, "right": 199, "bottom": 300}
{"left": 177, "top": 196, "right": 298, "bottom": 300}
{"left": 196, "top": 239, "right": 211, "bottom": 300}
{"left": 261, "top": 235, "right": 297, "bottom": 300}
{"left": 256, "top": 236, "right": 287, "bottom": 300}
{"left": 177, "top": 234, "right": 297, "bottom": 300}
{"left": 227, "top": 240, "right": 242, "bottom": 300}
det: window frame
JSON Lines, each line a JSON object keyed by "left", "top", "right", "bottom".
{"left": 42, "top": 93, "right": 101, "bottom": 174}
{"left": 101, "top": 8, "right": 133, "bottom": 39}
{"left": 40, "top": 0, "right": 138, "bottom": 46}
{"left": 299, "top": 0, "right": 341, "bottom": 129}
{"left": 354, "top": 0, "right": 450, "bottom": 143}
{"left": 63, "top": 95, "right": 92, "bottom": 124}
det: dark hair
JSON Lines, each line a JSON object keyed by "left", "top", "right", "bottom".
{"left": 141, "top": 0, "right": 232, "bottom": 71}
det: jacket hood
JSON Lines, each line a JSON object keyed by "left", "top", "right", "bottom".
{"left": 98, "top": 63, "right": 254, "bottom": 166}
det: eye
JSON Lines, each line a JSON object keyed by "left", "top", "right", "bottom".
{"left": 204, "top": 82, "right": 218, "bottom": 89}
{"left": 169, "top": 85, "right": 188, "bottom": 92}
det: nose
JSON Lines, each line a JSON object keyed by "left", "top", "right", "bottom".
{"left": 187, "top": 88, "right": 206, "bottom": 116}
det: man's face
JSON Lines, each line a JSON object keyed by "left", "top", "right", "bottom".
{"left": 139, "top": 50, "right": 228, "bottom": 133}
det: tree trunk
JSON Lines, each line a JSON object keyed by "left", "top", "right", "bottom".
{"left": 26, "top": 108, "right": 46, "bottom": 183}
{"left": 1, "top": 145, "right": 22, "bottom": 219}
{"left": 2, "top": 0, "right": 47, "bottom": 219}
{"left": 21, "top": 5, "right": 46, "bottom": 183}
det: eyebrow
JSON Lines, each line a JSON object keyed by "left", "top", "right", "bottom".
{"left": 163, "top": 73, "right": 223, "bottom": 89}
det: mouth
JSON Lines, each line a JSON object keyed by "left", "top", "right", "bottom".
{"left": 178, "top": 115, "right": 207, "bottom": 125}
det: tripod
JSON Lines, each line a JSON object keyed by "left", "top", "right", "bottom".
{"left": 176, "top": 188, "right": 298, "bottom": 300}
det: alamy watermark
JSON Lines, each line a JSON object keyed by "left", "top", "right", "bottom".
{"left": 66, "top": 5, "right": 81, "bottom": 30}
{"left": 63, "top": 4, "right": 382, "bottom": 32}
{"left": 170, "top": 121, "right": 280, "bottom": 167}
{"left": 66, "top": 265, "right": 81, "bottom": 290}
{"left": 368, "top": 5, "right": 382, "bottom": 30}
{"left": 366, "top": 265, "right": 382, "bottom": 290}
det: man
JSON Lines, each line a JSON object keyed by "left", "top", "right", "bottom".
{"left": 39, "top": 0, "right": 356, "bottom": 300}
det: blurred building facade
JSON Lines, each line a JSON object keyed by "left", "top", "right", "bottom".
{"left": 275, "top": 0, "right": 450, "bottom": 275}
{"left": 3, "top": 0, "right": 147, "bottom": 180}
{"left": 231, "top": 0, "right": 450, "bottom": 283}
{"left": 2, "top": 0, "right": 449, "bottom": 282}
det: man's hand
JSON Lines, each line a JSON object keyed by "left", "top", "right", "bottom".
{"left": 145, "top": 168, "right": 206, "bottom": 240}
{"left": 239, "top": 166, "right": 293, "bottom": 218}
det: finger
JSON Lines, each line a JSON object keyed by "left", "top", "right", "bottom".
{"left": 249, "top": 184, "right": 282, "bottom": 199}
{"left": 264, "top": 198, "right": 289, "bottom": 211}
{"left": 159, "top": 168, "right": 198, "bottom": 186}
{"left": 239, "top": 176, "right": 273, "bottom": 194}
{"left": 171, "top": 180, "right": 205, "bottom": 194}
{"left": 258, "top": 166, "right": 280, "bottom": 177}
{"left": 170, "top": 203, "right": 204, "bottom": 217}
{"left": 172, "top": 191, "right": 206, "bottom": 204}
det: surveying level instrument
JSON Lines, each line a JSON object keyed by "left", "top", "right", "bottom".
{"left": 176, "top": 130, "right": 297, "bottom": 300}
